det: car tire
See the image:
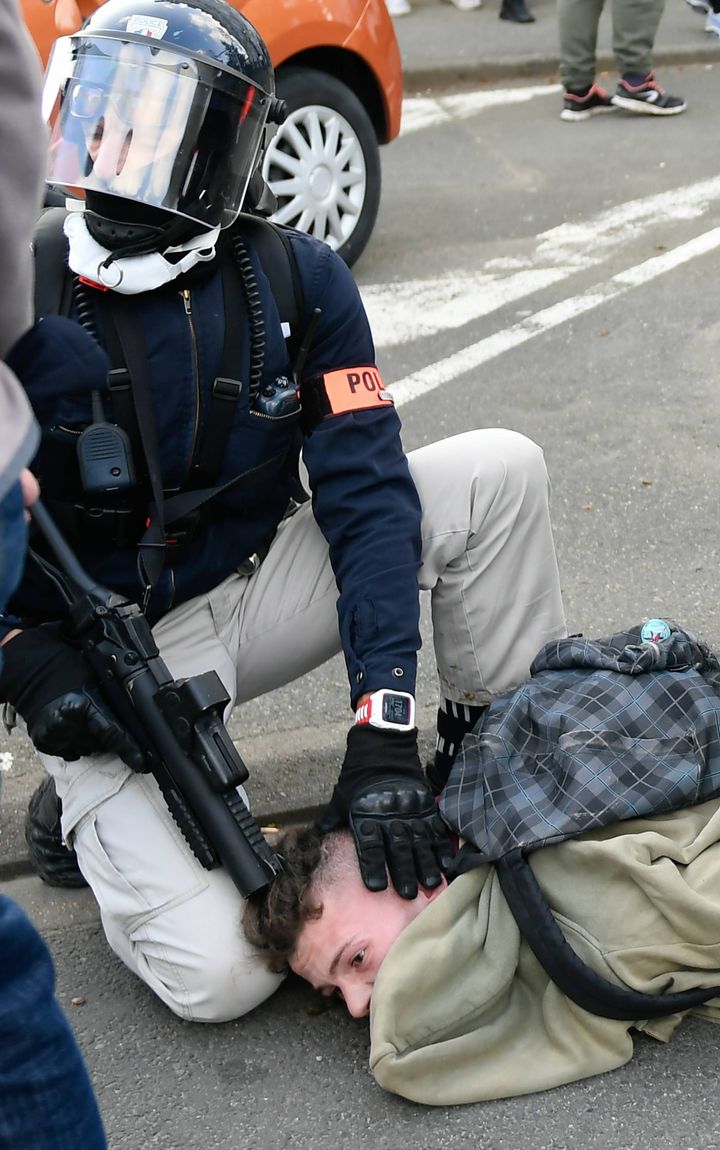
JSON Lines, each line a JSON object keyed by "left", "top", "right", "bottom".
{"left": 263, "top": 66, "right": 382, "bottom": 268}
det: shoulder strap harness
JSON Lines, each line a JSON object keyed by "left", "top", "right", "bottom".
{"left": 32, "top": 207, "right": 307, "bottom": 602}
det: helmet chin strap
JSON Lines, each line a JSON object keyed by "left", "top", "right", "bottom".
{"left": 64, "top": 203, "right": 221, "bottom": 295}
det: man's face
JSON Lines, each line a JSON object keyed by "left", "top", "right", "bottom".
{"left": 289, "top": 872, "right": 446, "bottom": 1018}
{"left": 75, "top": 44, "right": 199, "bottom": 199}
{"left": 44, "top": 37, "right": 200, "bottom": 205}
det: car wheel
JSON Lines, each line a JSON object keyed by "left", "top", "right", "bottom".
{"left": 263, "top": 66, "right": 382, "bottom": 268}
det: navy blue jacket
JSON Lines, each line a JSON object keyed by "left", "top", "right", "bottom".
{"left": 5, "top": 223, "right": 422, "bottom": 706}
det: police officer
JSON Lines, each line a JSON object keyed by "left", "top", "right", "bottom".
{"left": 0, "top": 0, "right": 566, "bottom": 1021}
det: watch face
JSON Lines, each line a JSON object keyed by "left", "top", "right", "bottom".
{"left": 381, "top": 693, "right": 412, "bottom": 726}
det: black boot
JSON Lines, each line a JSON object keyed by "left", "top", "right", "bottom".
{"left": 25, "top": 775, "right": 87, "bottom": 888}
{"left": 500, "top": 0, "right": 536, "bottom": 21}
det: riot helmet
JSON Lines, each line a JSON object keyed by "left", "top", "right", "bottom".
{"left": 42, "top": 0, "right": 284, "bottom": 237}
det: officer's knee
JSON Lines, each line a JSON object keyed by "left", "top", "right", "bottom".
{"left": 478, "top": 427, "right": 548, "bottom": 484}
{"left": 456, "top": 428, "right": 552, "bottom": 509}
{"left": 133, "top": 938, "right": 285, "bottom": 1023}
{"left": 416, "top": 428, "right": 549, "bottom": 491}
{"left": 98, "top": 886, "right": 285, "bottom": 1023}
{"left": 464, "top": 428, "right": 550, "bottom": 510}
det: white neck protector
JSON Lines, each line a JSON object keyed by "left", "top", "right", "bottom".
{"left": 64, "top": 205, "right": 220, "bottom": 295}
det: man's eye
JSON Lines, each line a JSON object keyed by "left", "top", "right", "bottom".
{"left": 351, "top": 949, "right": 366, "bottom": 968}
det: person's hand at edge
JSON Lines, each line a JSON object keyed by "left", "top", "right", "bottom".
{"left": 19, "top": 468, "right": 39, "bottom": 519}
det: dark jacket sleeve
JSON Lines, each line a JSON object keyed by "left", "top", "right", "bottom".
{"left": 292, "top": 236, "right": 423, "bottom": 708}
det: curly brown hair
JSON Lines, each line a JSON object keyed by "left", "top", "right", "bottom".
{"left": 242, "top": 825, "right": 354, "bottom": 973}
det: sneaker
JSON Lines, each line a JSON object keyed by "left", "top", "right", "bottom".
{"left": 706, "top": 8, "right": 720, "bottom": 35}
{"left": 684, "top": 0, "right": 712, "bottom": 12}
{"left": 386, "top": 0, "right": 412, "bottom": 15}
{"left": 561, "top": 83, "right": 617, "bottom": 122}
{"left": 612, "top": 72, "right": 687, "bottom": 116}
{"left": 446, "top": 0, "right": 482, "bottom": 9}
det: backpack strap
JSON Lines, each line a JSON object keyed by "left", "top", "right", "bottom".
{"left": 33, "top": 206, "right": 73, "bottom": 319}
{"left": 109, "top": 294, "right": 286, "bottom": 606}
{"left": 189, "top": 215, "right": 304, "bottom": 485}
{"left": 184, "top": 260, "right": 247, "bottom": 487}
{"left": 494, "top": 848, "right": 720, "bottom": 1020}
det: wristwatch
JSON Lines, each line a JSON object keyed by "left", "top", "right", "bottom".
{"left": 355, "top": 689, "right": 416, "bottom": 732}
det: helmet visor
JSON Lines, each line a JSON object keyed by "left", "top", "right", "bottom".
{"left": 43, "top": 35, "right": 270, "bottom": 229}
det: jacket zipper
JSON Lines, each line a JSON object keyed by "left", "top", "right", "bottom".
{"left": 181, "top": 288, "right": 201, "bottom": 479}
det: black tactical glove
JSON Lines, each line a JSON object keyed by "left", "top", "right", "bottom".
{"left": 0, "top": 625, "right": 145, "bottom": 769}
{"left": 319, "top": 725, "right": 454, "bottom": 899}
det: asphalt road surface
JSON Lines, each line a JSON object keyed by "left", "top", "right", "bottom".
{"left": 4, "top": 63, "right": 720, "bottom": 1150}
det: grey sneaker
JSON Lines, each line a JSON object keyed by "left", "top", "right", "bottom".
{"left": 612, "top": 72, "right": 687, "bottom": 116}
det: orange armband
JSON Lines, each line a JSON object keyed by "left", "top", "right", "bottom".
{"left": 300, "top": 366, "right": 393, "bottom": 428}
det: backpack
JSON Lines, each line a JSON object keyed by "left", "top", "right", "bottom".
{"left": 440, "top": 622, "right": 720, "bottom": 1019}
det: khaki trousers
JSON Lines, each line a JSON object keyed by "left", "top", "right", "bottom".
{"left": 42, "top": 429, "right": 566, "bottom": 1021}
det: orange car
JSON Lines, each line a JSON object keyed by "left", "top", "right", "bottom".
{"left": 23, "top": 0, "right": 403, "bottom": 266}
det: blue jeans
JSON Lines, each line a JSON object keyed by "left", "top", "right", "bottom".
{"left": 0, "top": 484, "right": 106, "bottom": 1148}
{"left": 0, "top": 897, "right": 107, "bottom": 1149}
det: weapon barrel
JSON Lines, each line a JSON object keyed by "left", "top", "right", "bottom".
{"left": 30, "top": 499, "right": 277, "bottom": 897}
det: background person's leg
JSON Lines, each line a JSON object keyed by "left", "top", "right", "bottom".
{"left": 612, "top": 0, "right": 665, "bottom": 78}
{"left": 0, "top": 895, "right": 107, "bottom": 1150}
{"left": 558, "top": 0, "right": 606, "bottom": 89}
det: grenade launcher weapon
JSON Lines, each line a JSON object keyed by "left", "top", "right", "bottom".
{"left": 30, "top": 500, "right": 280, "bottom": 897}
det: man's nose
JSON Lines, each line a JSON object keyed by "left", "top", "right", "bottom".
{"left": 341, "top": 983, "right": 371, "bottom": 1019}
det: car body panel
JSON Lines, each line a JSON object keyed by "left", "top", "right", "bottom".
{"left": 22, "top": 0, "right": 402, "bottom": 141}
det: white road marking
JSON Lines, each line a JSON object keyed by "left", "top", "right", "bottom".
{"left": 385, "top": 226, "right": 720, "bottom": 407}
{"left": 362, "top": 175, "right": 720, "bottom": 348}
{"left": 400, "top": 85, "right": 563, "bottom": 135}
{"left": 365, "top": 90, "right": 720, "bottom": 404}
